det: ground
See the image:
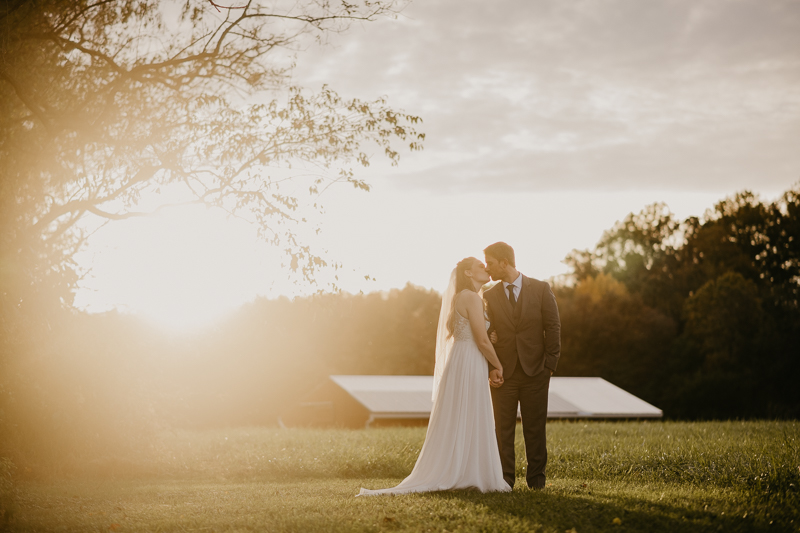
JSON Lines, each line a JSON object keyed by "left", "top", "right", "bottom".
{"left": 4, "top": 421, "right": 799, "bottom": 532}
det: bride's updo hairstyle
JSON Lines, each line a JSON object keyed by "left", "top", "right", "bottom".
{"left": 447, "top": 257, "right": 478, "bottom": 337}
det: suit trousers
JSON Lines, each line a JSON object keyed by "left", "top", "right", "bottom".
{"left": 490, "top": 364, "right": 550, "bottom": 489}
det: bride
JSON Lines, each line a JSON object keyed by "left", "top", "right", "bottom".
{"left": 358, "top": 257, "right": 511, "bottom": 495}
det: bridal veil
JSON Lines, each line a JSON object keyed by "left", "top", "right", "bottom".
{"left": 432, "top": 267, "right": 457, "bottom": 401}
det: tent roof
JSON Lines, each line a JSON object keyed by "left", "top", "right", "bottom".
{"left": 330, "top": 375, "right": 433, "bottom": 418}
{"left": 329, "top": 375, "right": 662, "bottom": 419}
{"left": 548, "top": 377, "right": 662, "bottom": 418}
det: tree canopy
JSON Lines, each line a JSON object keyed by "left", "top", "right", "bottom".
{"left": 562, "top": 184, "right": 800, "bottom": 418}
{"left": 0, "top": 0, "right": 423, "bottom": 321}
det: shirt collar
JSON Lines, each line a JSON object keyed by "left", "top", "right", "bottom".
{"left": 503, "top": 273, "right": 522, "bottom": 289}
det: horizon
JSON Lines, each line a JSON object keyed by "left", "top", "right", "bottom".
{"left": 76, "top": 185, "right": 785, "bottom": 334}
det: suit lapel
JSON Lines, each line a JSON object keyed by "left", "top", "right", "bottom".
{"left": 491, "top": 282, "right": 514, "bottom": 323}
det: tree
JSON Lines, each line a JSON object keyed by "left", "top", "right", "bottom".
{"left": 555, "top": 275, "right": 676, "bottom": 404}
{"left": 563, "top": 184, "right": 800, "bottom": 418}
{"left": 565, "top": 203, "right": 679, "bottom": 279}
{"left": 0, "top": 0, "right": 423, "bottom": 322}
{"left": 681, "top": 272, "right": 767, "bottom": 372}
{"left": 666, "top": 272, "right": 774, "bottom": 418}
{"left": 564, "top": 202, "right": 686, "bottom": 317}
{"left": 0, "top": 0, "right": 423, "bottom": 473}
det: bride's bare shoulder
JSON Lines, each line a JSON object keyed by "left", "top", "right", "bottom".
{"left": 459, "top": 290, "right": 482, "bottom": 305}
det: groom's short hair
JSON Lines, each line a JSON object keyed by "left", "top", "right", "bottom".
{"left": 484, "top": 242, "right": 515, "bottom": 267}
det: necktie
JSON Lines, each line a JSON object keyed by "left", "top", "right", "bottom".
{"left": 507, "top": 284, "right": 516, "bottom": 309}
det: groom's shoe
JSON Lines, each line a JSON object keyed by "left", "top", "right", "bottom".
{"left": 527, "top": 475, "right": 546, "bottom": 490}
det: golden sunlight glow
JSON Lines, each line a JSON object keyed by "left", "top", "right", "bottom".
{"left": 76, "top": 205, "right": 283, "bottom": 331}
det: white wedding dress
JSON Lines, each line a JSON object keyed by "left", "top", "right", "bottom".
{"left": 358, "top": 295, "right": 510, "bottom": 496}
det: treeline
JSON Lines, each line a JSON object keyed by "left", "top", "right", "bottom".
{"left": 2, "top": 185, "right": 799, "bottom": 472}
{"left": 560, "top": 185, "right": 800, "bottom": 419}
{"left": 0, "top": 285, "right": 444, "bottom": 464}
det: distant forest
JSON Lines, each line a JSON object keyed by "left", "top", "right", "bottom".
{"left": 3, "top": 185, "right": 798, "bottom": 463}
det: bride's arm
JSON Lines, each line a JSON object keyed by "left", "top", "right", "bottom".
{"left": 463, "top": 292, "right": 504, "bottom": 373}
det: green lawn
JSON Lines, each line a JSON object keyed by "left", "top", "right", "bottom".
{"left": 5, "top": 421, "right": 800, "bottom": 532}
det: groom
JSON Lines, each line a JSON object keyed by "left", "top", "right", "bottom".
{"left": 483, "top": 242, "right": 561, "bottom": 490}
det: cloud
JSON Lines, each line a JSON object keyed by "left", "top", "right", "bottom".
{"left": 293, "top": 0, "right": 800, "bottom": 193}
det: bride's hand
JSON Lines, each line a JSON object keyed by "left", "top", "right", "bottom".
{"left": 489, "top": 368, "right": 504, "bottom": 388}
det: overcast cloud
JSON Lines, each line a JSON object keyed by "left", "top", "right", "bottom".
{"left": 294, "top": 0, "right": 800, "bottom": 193}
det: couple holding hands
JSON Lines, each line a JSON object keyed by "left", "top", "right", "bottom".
{"left": 359, "top": 242, "right": 561, "bottom": 496}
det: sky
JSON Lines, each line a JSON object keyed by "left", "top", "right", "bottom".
{"left": 74, "top": 0, "right": 800, "bottom": 330}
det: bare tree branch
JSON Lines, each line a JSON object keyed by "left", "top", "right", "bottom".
{"left": 0, "top": 69, "right": 53, "bottom": 132}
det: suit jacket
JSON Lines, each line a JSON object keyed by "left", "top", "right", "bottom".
{"left": 484, "top": 274, "right": 561, "bottom": 377}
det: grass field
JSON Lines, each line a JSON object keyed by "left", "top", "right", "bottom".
{"left": 4, "top": 421, "right": 799, "bottom": 532}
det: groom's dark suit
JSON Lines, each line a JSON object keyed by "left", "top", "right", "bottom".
{"left": 485, "top": 274, "right": 561, "bottom": 488}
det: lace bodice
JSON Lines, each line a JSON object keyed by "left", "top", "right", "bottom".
{"left": 452, "top": 290, "right": 490, "bottom": 342}
{"left": 453, "top": 311, "right": 474, "bottom": 341}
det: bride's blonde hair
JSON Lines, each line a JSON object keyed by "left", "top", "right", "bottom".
{"left": 446, "top": 257, "right": 478, "bottom": 338}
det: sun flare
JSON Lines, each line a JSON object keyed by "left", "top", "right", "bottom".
{"left": 76, "top": 205, "right": 283, "bottom": 331}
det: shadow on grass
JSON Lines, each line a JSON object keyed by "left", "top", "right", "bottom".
{"left": 424, "top": 487, "right": 785, "bottom": 533}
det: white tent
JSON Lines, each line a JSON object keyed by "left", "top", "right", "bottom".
{"left": 547, "top": 377, "right": 663, "bottom": 418}
{"left": 329, "top": 375, "right": 662, "bottom": 427}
